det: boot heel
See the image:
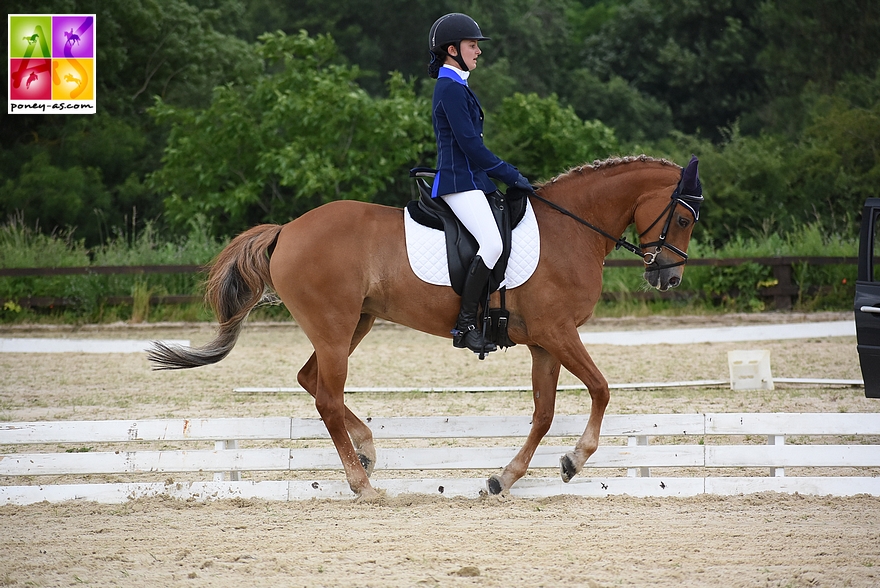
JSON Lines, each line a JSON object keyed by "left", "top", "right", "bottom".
{"left": 451, "top": 256, "right": 497, "bottom": 355}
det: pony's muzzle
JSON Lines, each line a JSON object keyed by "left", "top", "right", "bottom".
{"left": 644, "top": 264, "right": 683, "bottom": 292}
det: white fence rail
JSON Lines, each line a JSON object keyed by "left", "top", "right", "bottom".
{"left": 1, "top": 413, "right": 878, "bottom": 504}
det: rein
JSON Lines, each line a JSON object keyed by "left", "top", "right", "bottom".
{"left": 526, "top": 182, "right": 703, "bottom": 271}
{"left": 525, "top": 190, "right": 644, "bottom": 257}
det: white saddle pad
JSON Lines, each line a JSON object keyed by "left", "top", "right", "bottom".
{"left": 404, "top": 198, "right": 540, "bottom": 289}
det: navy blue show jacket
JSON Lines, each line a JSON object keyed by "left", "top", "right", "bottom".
{"left": 431, "top": 67, "right": 521, "bottom": 198}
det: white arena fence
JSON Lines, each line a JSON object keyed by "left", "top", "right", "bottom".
{"left": 1, "top": 413, "right": 879, "bottom": 504}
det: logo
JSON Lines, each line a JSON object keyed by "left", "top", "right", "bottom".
{"left": 8, "top": 14, "right": 96, "bottom": 114}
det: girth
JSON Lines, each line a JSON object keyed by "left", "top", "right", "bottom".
{"left": 406, "top": 169, "right": 528, "bottom": 296}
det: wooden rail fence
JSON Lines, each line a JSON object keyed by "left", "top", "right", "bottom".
{"left": 0, "top": 257, "right": 866, "bottom": 310}
{"left": 2, "top": 413, "right": 878, "bottom": 504}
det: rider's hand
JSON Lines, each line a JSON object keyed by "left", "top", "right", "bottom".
{"left": 511, "top": 173, "right": 533, "bottom": 192}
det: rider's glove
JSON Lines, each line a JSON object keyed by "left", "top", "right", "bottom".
{"left": 511, "top": 173, "right": 533, "bottom": 192}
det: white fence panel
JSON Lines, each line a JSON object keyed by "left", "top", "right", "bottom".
{"left": 706, "top": 413, "right": 880, "bottom": 435}
{"left": 0, "top": 418, "right": 292, "bottom": 444}
{"left": 0, "top": 448, "right": 290, "bottom": 476}
{"left": 705, "top": 477, "right": 880, "bottom": 496}
{"left": 706, "top": 445, "right": 880, "bottom": 468}
{"left": 286, "top": 445, "right": 705, "bottom": 471}
{"left": 598, "top": 413, "right": 705, "bottom": 436}
{"left": 288, "top": 413, "right": 705, "bottom": 440}
{"left": 2, "top": 413, "right": 878, "bottom": 503}
{"left": 0, "top": 481, "right": 291, "bottom": 506}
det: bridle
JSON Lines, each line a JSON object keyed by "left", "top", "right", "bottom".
{"left": 526, "top": 177, "right": 703, "bottom": 272}
{"left": 635, "top": 185, "right": 704, "bottom": 269}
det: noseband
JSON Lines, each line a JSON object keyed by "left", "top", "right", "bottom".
{"left": 526, "top": 179, "right": 703, "bottom": 271}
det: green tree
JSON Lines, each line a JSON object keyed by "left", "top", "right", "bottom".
{"left": 0, "top": 0, "right": 259, "bottom": 245}
{"left": 149, "top": 31, "right": 433, "bottom": 236}
{"left": 790, "top": 73, "right": 880, "bottom": 235}
{"left": 0, "top": 152, "right": 113, "bottom": 244}
{"left": 466, "top": 0, "right": 576, "bottom": 96}
{"left": 560, "top": 69, "right": 673, "bottom": 142}
{"left": 690, "top": 127, "right": 794, "bottom": 245}
{"left": 241, "top": 0, "right": 445, "bottom": 96}
{"left": 581, "top": 0, "right": 766, "bottom": 140}
{"left": 487, "top": 92, "right": 619, "bottom": 182}
{"left": 680, "top": 70, "right": 880, "bottom": 245}
{"left": 752, "top": 0, "right": 880, "bottom": 136}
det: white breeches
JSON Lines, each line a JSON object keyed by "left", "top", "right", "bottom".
{"left": 441, "top": 190, "right": 503, "bottom": 269}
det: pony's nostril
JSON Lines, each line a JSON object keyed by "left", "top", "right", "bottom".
{"left": 668, "top": 276, "right": 681, "bottom": 287}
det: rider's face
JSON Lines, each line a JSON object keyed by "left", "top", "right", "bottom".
{"left": 446, "top": 39, "right": 481, "bottom": 71}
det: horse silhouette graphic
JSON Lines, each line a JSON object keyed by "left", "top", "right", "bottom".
{"left": 64, "top": 73, "right": 82, "bottom": 86}
{"left": 26, "top": 72, "right": 39, "bottom": 90}
{"left": 64, "top": 28, "right": 81, "bottom": 46}
{"left": 22, "top": 33, "right": 39, "bottom": 45}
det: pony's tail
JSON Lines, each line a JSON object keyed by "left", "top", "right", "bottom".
{"left": 148, "top": 224, "right": 283, "bottom": 370}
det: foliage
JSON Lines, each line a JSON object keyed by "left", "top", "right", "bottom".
{"left": 791, "top": 75, "right": 880, "bottom": 235}
{"left": 487, "top": 93, "right": 619, "bottom": 182}
{"left": 691, "top": 126, "right": 794, "bottom": 244}
{"left": 0, "top": 216, "right": 224, "bottom": 322}
{"left": 240, "top": 0, "right": 442, "bottom": 96}
{"left": 149, "top": 31, "right": 433, "bottom": 236}
{"left": 602, "top": 223, "right": 859, "bottom": 312}
{"left": 1, "top": 213, "right": 859, "bottom": 323}
{"left": 0, "top": 0, "right": 260, "bottom": 246}
{"left": 755, "top": 0, "right": 880, "bottom": 99}
{"left": 580, "top": 0, "right": 766, "bottom": 140}
{"left": 2, "top": 0, "right": 880, "bottom": 309}
{"left": 0, "top": 214, "right": 90, "bottom": 269}
{"left": 668, "top": 69, "right": 880, "bottom": 246}
{"left": 559, "top": 70, "right": 674, "bottom": 143}
{"left": 464, "top": 0, "right": 577, "bottom": 97}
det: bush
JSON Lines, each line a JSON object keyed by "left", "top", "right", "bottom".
{"left": 0, "top": 216, "right": 225, "bottom": 323}
{"left": 599, "top": 223, "right": 858, "bottom": 313}
{"left": 149, "top": 31, "right": 433, "bottom": 237}
{"left": 0, "top": 215, "right": 860, "bottom": 323}
{"left": 486, "top": 92, "right": 619, "bottom": 182}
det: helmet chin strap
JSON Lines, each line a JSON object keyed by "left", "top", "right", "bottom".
{"left": 447, "top": 42, "right": 469, "bottom": 72}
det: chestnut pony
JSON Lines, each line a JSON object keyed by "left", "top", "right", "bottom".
{"left": 149, "top": 155, "right": 703, "bottom": 500}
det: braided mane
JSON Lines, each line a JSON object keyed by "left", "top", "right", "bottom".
{"left": 538, "top": 154, "right": 680, "bottom": 187}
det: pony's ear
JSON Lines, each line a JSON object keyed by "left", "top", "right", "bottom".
{"left": 681, "top": 155, "right": 701, "bottom": 195}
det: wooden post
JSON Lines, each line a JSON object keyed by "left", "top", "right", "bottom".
{"left": 213, "top": 439, "right": 241, "bottom": 481}
{"left": 772, "top": 263, "right": 793, "bottom": 310}
{"left": 627, "top": 435, "right": 650, "bottom": 477}
{"left": 769, "top": 434, "right": 785, "bottom": 477}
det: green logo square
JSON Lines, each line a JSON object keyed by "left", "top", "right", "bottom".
{"left": 9, "top": 15, "right": 52, "bottom": 58}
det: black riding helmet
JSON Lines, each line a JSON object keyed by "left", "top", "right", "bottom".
{"left": 428, "top": 13, "right": 489, "bottom": 77}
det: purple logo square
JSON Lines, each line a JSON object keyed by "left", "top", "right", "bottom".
{"left": 52, "top": 15, "right": 94, "bottom": 59}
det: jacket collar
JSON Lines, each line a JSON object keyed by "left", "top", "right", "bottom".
{"left": 439, "top": 65, "right": 469, "bottom": 85}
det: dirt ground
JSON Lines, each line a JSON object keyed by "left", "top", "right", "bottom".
{"left": 1, "top": 311, "right": 879, "bottom": 587}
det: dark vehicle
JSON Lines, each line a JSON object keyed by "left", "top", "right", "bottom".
{"left": 855, "top": 197, "right": 880, "bottom": 398}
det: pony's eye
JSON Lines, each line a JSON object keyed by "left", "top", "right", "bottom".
{"left": 677, "top": 216, "right": 690, "bottom": 229}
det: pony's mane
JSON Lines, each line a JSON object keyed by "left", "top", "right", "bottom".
{"left": 538, "top": 154, "right": 680, "bottom": 187}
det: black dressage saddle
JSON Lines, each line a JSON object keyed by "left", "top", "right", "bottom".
{"left": 406, "top": 168, "right": 528, "bottom": 296}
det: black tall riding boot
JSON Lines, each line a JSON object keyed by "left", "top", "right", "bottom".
{"left": 452, "top": 256, "right": 497, "bottom": 354}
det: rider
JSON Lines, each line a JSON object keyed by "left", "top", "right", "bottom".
{"left": 428, "top": 12, "right": 532, "bottom": 354}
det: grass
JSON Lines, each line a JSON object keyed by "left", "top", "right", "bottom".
{"left": 600, "top": 222, "right": 858, "bottom": 313}
{"left": 0, "top": 216, "right": 225, "bottom": 324}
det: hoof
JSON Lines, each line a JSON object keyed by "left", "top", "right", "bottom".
{"left": 358, "top": 453, "right": 374, "bottom": 478}
{"left": 559, "top": 453, "right": 578, "bottom": 483}
{"left": 354, "top": 487, "right": 383, "bottom": 504}
{"left": 486, "top": 475, "right": 503, "bottom": 495}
